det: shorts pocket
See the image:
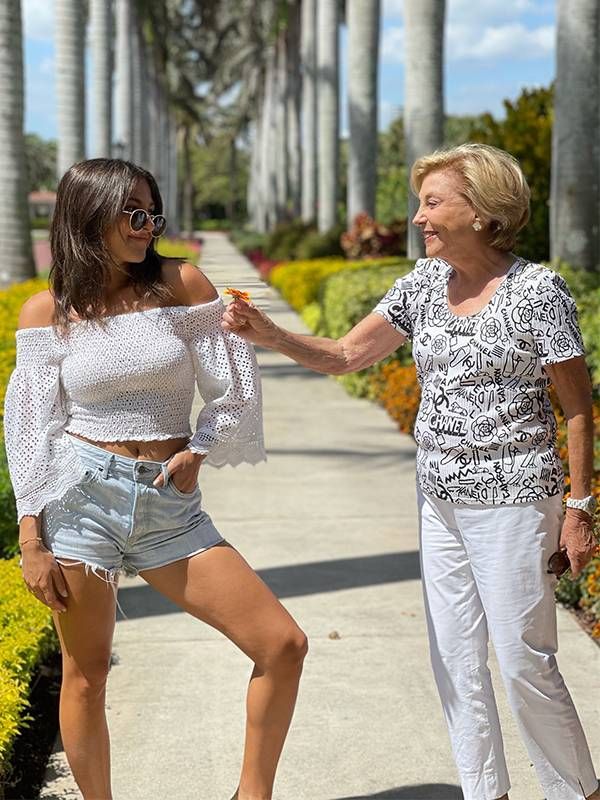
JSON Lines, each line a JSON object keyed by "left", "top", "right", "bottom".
{"left": 167, "top": 478, "right": 200, "bottom": 499}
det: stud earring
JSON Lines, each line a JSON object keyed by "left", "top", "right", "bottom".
{"left": 472, "top": 218, "right": 482, "bottom": 232}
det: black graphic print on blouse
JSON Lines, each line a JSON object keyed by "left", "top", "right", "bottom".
{"left": 374, "top": 258, "right": 585, "bottom": 506}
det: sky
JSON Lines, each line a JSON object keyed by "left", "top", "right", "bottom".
{"left": 22, "top": 0, "right": 556, "bottom": 149}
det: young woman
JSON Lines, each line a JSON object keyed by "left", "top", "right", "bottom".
{"left": 4, "top": 158, "right": 307, "bottom": 800}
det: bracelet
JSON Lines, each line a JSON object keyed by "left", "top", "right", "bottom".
{"left": 19, "top": 536, "right": 43, "bottom": 548}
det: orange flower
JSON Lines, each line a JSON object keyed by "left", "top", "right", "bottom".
{"left": 224, "top": 287, "right": 251, "bottom": 303}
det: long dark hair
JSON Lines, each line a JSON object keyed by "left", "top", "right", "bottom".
{"left": 49, "top": 158, "right": 172, "bottom": 330}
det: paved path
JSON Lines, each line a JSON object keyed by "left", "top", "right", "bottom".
{"left": 41, "top": 232, "right": 600, "bottom": 800}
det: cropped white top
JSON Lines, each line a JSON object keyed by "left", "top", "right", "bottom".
{"left": 4, "top": 298, "right": 265, "bottom": 521}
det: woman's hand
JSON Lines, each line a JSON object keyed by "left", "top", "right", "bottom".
{"left": 21, "top": 541, "right": 68, "bottom": 613}
{"left": 559, "top": 508, "right": 598, "bottom": 577}
{"left": 154, "top": 449, "right": 205, "bottom": 493}
{"left": 222, "top": 299, "right": 278, "bottom": 348}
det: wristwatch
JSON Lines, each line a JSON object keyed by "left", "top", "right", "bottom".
{"left": 566, "top": 495, "right": 597, "bottom": 516}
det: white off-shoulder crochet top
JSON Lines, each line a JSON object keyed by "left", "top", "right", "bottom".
{"left": 4, "top": 298, "right": 265, "bottom": 521}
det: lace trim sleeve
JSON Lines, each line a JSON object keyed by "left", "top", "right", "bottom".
{"left": 4, "top": 328, "right": 87, "bottom": 521}
{"left": 182, "top": 301, "right": 266, "bottom": 467}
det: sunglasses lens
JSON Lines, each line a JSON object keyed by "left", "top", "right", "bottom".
{"left": 130, "top": 209, "right": 148, "bottom": 231}
{"left": 152, "top": 215, "right": 167, "bottom": 237}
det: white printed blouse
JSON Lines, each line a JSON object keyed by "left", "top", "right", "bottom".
{"left": 4, "top": 298, "right": 265, "bottom": 521}
{"left": 374, "top": 257, "right": 585, "bottom": 505}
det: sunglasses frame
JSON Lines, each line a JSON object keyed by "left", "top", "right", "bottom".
{"left": 122, "top": 208, "right": 167, "bottom": 238}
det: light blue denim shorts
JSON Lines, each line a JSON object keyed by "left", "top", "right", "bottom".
{"left": 42, "top": 436, "right": 224, "bottom": 581}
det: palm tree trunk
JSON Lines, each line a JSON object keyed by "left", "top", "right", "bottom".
{"left": 147, "top": 45, "right": 161, "bottom": 181}
{"left": 90, "top": 0, "right": 112, "bottom": 158}
{"left": 347, "top": 0, "right": 380, "bottom": 225}
{"left": 287, "top": 1, "right": 302, "bottom": 218}
{"left": 250, "top": 114, "right": 264, "bottom": 231}
{"left": 228, "top": 138, "right": 238, "bottom": 222}
{"left": 301, "top": 0, "right": 318, "bottom": 223}
{"left": 404, "top": 0, "right": 445, "bottom": 258}
{"left": 131, "top": 20, "right": 146, "bottom": 166}
{"left": 551, "top": 0, "right": 599, "bottom": 270}
{"left": 115, "top": 0, "right": 133, "bottom": 159}
{"left": 0, "top": 0, "right": 34, "bottom": 285}
{"left": 182, "top": 124, "right": 195, "bottom": 234}
{"left": 275, "top": 30, "right": 289, "bottom": 222}
{"left": 259, "top": 45, "right": 278, "bottom": 232}
{"left": 317, "top": 0, "right": 340, "bottom": 232}
{"left": 55, "top": 0, "right": 86, "bottom": 176}
{"left": 167, "top": 116, "right": 179, "bottom": 234}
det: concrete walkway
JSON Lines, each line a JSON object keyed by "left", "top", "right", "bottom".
{"left": 41, "top": 232, "right": 600, "bottom": 800}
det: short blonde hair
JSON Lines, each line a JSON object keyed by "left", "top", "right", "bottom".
{"left": 410, "top": 143, "right": 531, "bottom": 252}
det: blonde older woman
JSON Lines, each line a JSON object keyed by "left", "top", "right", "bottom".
{"left": 224, "top": 144, "right": 599, "bottom": 800}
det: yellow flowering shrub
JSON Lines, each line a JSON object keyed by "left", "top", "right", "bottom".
{"left": 269, "top": 256, "right": 405, "bottom": 312}
{"left": 0, "top": 280, "right": 56, "bottom": 778}
{"left": 0, "top": 558, "right": 56, "bottom": 775}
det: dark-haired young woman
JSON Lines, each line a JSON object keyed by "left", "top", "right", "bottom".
{"left": 4, "top": 159, "right": 307, "bottom": 800}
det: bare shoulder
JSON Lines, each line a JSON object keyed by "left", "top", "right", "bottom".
{"left": 17, "top": 290, "right": 56, "bottom": 329}
{"left": 161, "top": 259, "right": 218, "bottom": 306}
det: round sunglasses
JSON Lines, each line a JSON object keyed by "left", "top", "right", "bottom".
{"left": 122, "top": 208, "right": 167, "bottom": 238}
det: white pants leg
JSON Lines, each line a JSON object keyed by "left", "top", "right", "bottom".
{"left": 418, "top": 488, "right": 598, "bottom": 800}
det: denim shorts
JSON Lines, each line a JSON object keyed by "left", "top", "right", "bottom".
{"left": 42, "top": 436, "right": 224, "bottom": 581}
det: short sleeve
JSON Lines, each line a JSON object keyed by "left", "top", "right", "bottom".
{"left": 182, "top": 300, "right": 266, "bottom": 468}
{"left": 4, "top": 328, "right": 87, "bottom": 520}
{"left": 372, "top": 259, "right": 429, "bottom": 339}
{"left": 532, "top": 271, "right": 585, "bottom": 366}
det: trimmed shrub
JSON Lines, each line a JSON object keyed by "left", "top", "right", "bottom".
{"left": 270, "top": 256, "right": 404, "bottom": 313}
{"left": 341, "top": 213, "right": 407, "bottom": 259}
{"left": 317, "top": 261, "right": 413, "bottom": 339}
{"left": 155, "top": 238, "right": 200, "bottom": 263}
{"left": 0, "top": 278, "right": 48, "bottom": 557}
{"left": 294, "top": 225, "right": 346, "bottom": 260}
{"left": 0, "top": 557, "right": 56, "bottom": 777}
{"left": 228, "top": 229, "right": 268, "bottom": 256}
{"left": 264, "top": 220, "right": 314, "bottom": 261}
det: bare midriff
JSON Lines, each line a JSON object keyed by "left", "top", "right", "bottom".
{"left": 68, "top": 433, "right": 190, "bottom": 462}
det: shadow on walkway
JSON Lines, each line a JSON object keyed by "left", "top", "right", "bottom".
{"left": 117, "top": 551, "right": 421, "bottom": 620}
{"left": 333, "top": 784, "right": 463, "bottom": 799}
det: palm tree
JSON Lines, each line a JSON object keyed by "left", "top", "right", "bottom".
{"left": 0, "top": 0, "right": 35, "bottom": 285}
{"left": 286, "top": 1, "right": 302, "bottom": 217}
{"left": 347, "top": 0, "right": 380, "bottom": 225}
{"left": 275, "top": 28, "right": 289, "bottom": 221}
{"left": 551, "top": 0, "right": 599, "bottom": 271}
{"left": 317, "top": 0, "right": 340, "bottom": 232}
{"left": 301, "top": 0, "right": 317, "bottom": 223}
{"left": 115, "top": 0, "right": 133, "bottom": 160}
{"left": 259, "top": 42, "right": 278, "bottom": 232}
{"left": 55, "top": 0, "right": 86, "bottom": 177}
{"left": 90, "top": 0, "right": 113, "bottom": 158}
{"left": 403, "top": 0, "right": 445, "bottom": 258}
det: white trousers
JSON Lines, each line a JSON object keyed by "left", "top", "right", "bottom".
{"left": 418, "top": 488, "right": 598, "bottom": 800}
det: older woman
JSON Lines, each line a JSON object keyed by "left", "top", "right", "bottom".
{"left": 224, "top": 143, "right": 599, "bottom": 800}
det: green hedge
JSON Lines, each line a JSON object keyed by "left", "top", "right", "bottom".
{"left": 0, "top": 557, "right": 56, "bottom": 779}
{"left": 316, "top": 262, "right": 414, "bottom": 398}
{"left": 269, "top": 256, "right": 404, "bottom": 313}
{"left": 0, "top": 278, "right": 57, "bottom": 783}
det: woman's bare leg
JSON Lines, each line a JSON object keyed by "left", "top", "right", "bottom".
{"left": 52, "top": 563, "right": 117, "bottom": 800}
{"left": 141, "top": 543, "right": 307, "bottom": 800}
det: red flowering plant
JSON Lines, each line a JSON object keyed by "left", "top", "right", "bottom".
{"left": 341, "top": 213, "right": 406, "bottom": 260}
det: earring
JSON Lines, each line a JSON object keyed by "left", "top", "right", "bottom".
{"left": 472, "top": 218, "right": 482, "bottom": 232}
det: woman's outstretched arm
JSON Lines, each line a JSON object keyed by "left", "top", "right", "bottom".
{"left": 222, "top": 299, "right": 407, "bottom": 376}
